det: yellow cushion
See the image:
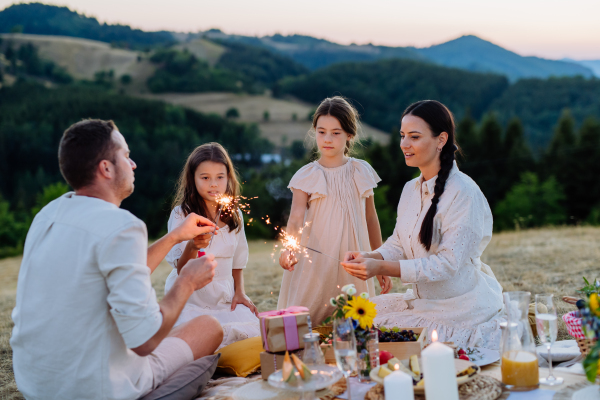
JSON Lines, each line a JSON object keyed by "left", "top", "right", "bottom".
{"left": 216, "top": 336, "right": 264, "bottom": 377}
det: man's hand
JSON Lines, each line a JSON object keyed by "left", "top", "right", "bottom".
{"left": 279, "top": 249, "right": 298, "bottom": 271}
{"left": 231, "top": 292, "right": 258, "bottom": 316}
{"left": 171, "top": 213, "right": 217, "bottom": 243}
{"left": 178, "top": 254, "right": 218, "bottom": 291}
{"left": 377, "top": 275, "right": 392, "bottom": 294}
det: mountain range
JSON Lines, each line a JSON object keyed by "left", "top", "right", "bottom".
{"left": 209, "top": 31, "right": 595, "bottom": 81}
{"left": 1, "top": 2, "right": 597, "bottom": 81}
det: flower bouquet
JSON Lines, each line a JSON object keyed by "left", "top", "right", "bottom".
{"left": 323, "top": 284, "right": 378, "bottom": 381}
{"left": 576, "top": 277, "right": 600, "bottom": 383}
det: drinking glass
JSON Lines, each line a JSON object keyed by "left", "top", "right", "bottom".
{"left": 535, "top": 294, "right": 564, "bottom": 386}
{"left": 333, "top": 318, "right": 357, "bottom": 400}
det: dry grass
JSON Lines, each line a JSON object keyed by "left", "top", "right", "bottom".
{"left": 1, "top": 226, "right": 598, "bottom": 397}
{"left": 173, "top": 39, "right": 226, "bottom": 67}
{"left": 140, "top": 92, "right": 391, "bottom": 146}
{"left": 0, "top": 33, "right": 156, "bottom": 93}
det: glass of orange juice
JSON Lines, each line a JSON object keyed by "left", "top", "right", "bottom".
{"left": 501, "top": 292, "right": 539, "bottom": 391}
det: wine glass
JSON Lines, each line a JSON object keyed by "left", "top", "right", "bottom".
{"left": 333, "top": 318, "right": 357, "bottom": 400}
{"left": 535, "top": 294, "right": 564, "bottom": 386}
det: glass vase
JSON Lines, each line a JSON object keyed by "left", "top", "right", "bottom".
{"left": 355, "top": 327, "right": 379, "bottom": 382}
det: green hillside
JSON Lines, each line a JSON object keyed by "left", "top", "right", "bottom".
{"left": 211, "top": 32, "right": 426, "bottom": 70}
{"left": 0, "top": 83, "right": 273, "bottom": 237}
{"left": 278, "top": 58, "right": 510, "bottom": 131}
{"left": 0, "top": 3, "right": 174, "bottom": 48}
{"left": 489, "top": 76, "right": 600, "bottom": 148}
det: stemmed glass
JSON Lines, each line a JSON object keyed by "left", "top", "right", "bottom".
{"left": 333, "top": 318, "right": 357, "bottom": 400}
{"left": 535, "top": 294, "right": 564, "bottom": 386}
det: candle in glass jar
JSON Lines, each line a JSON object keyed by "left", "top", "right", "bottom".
{"left": 384, "top": 367, "right": 414, "bottom": 400}
{"left": 421, "top": 330, "right": 459, "bottom": 400}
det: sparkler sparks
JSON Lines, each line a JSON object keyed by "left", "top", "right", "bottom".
{"left": 278, "top": 228, "right": 342, "bottom": 263}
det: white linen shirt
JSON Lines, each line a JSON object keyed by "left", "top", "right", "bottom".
{"left": 377, "top": 161, "right": 498, "bottom": 300}
{"left": 11, "top": 193, "right": 162, "bottom": 400}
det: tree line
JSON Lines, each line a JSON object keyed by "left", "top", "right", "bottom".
{"left": 366, "top": 111, "right": 600, "bottom": 236}
{"left": 278, "top": 59, "right": 600, "bottom": 151}
{"left": 1, "top": 80, "right": 599, "bottom": 258}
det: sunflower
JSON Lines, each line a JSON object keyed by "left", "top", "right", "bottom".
{"left": 343, "top": 296, "right": 377, "bottom": 329}
{"left": 590, "top": 293, "right": 600, "bottom": 317}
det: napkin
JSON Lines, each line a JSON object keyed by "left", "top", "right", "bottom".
{"left": 536, "top": 340, "right": 581, "bottom": 366}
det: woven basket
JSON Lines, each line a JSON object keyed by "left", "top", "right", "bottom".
{"left": 313, "top": 325, "right": 333, "bottom": 339}
{"left": 576, "top": 337, "right": 598, "bottom": 357}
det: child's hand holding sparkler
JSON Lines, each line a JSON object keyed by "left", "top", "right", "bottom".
{"left": 279, "top": 249, "right": 298, "bottom": 271}
{"left": 279, "top": 230, "right": 301, "bottom": 271}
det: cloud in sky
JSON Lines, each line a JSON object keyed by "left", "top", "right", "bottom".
{"left": 1, "top": 0, "right": 599, "bottom": 59}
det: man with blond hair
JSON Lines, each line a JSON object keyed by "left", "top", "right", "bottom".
{"left": 11, "top": 119, "right": 223, "bottom": 399}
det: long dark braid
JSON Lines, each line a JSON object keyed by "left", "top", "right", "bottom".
{"left": 401, "top": 100, "right": 459, "bottom": 251}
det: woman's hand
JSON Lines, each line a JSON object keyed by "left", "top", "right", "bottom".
{"left": 340, "top": 257, "right": 381, "bottom": 280}
{"left": 343, "top": 251, "right": 370, "bottom": 262}
{"left": 279, "top": 249, "right": 298, "bottom": 271}
{"left": 231, "top": 291, "right": 258, "bottom": 316}
{"left": 377, "top": 275, "right": 392, "bottom": 294}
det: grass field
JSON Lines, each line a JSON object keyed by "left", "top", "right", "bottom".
{"left": 142, "top": 92, "right": 391, "bottom": 146}
{"left": 0, "top": 34, "right": 156, "bottom": 94}
{"left": 1, "top": 226, "right": 597, "bottom": 398}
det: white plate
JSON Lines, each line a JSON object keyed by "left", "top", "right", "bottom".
{"left": 370, "top": 359, "right": 479, "bottom": 395}
{"left": 462, "top": 347, "right": 500, "bottom": 367}
{"left": 268, "top": 365, "right": 343, "bottom": 392}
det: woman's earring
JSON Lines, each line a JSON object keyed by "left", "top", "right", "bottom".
{"left": 437, "top": 148, "right": 442, "bottom": 152}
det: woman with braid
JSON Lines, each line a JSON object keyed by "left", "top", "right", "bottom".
{"left": 341, "top": 100, "right": 504, "bottom": 349}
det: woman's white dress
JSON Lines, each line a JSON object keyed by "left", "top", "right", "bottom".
{"left": 165, "top": 207, "right": 260, "bottom": 350}
{"left": 372, "top": 162, "right": 505, "bottom": 350}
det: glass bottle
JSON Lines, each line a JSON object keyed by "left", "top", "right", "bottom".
{"left": 302, "top": 332, "right": 325, "bottom": 365}
{"left": 501, "top": 291, "right": 539, "bottom": 391}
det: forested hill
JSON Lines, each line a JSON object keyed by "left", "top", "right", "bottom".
{"left": 279, "top": 58, "right": 510, "bottom": 132}
{"left": 418, "top": 35, "right": 593, "bottom": 82}
{"left": 278, "top": 60, "right": 600, "bottom": 149}
{"left": 207, "top": 31, "right": 593, "bottom": 81}
{"left": 0, "top": 3, "right": 175, "bottom": 48}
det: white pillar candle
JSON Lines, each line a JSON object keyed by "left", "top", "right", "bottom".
{"left": 421, "top": 330, "right": 459, "bottom": 400}
{"left": 384, "top": 369, "right": 414, "bottom": 400}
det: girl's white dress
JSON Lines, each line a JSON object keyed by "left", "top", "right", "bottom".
{"left": 165, "top": 207, "right": 260, "bottom": 350}
{"left": 372, "top": 162, "right": 505, "bottom": 350}
{"left": 278, "top": 158, "right": 379, "bottom": 326}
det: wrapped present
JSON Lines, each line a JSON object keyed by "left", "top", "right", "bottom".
{"left": 259, "top": 350, "right": 303, "bottom": 380}
{"left": 259, "top": 306, "right": 310, "bottom": 353}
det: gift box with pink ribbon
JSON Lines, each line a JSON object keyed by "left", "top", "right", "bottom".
{"left": 258, "top": 306, "right": 310, "bottom": 353}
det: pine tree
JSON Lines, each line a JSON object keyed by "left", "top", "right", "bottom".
{"left": 476, "top": 113, "right": 505, "bottom": 207}
{"left": 503, "top": 117, "right": 535, "bottom": 193}
{"left": 571, "top": 117, "right": 600, "bottom": 220}
{"left": 545, "top": 109, "right": 577, "bottom": 220}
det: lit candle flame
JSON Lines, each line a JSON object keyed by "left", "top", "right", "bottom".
{"left": 394, "top": 363, "right": 399, "bottom": 371}
{"left": 431, "top": 329, "right": 438, "bottom": 343}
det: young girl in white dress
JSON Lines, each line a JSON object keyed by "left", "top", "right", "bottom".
{"left": 278, "top": 97, "right": 392, "bottom": 326}
{"left": 341, "top": 100, "right": 504, "bottom": 349}
{"left": 165, "top": 142, "right": 260, "bottom": 349}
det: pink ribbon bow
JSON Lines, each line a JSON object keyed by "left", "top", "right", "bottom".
{"left": 259, "top": 306, "right": 309, "bottom": 352}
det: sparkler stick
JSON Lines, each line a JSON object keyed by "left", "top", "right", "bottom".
{"left": 301, "top": 244, "right": 343, "bottom": 263}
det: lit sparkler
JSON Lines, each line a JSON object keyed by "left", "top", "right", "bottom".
{"left": 279, "top": 229, "right": 342, "bottom": 263}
